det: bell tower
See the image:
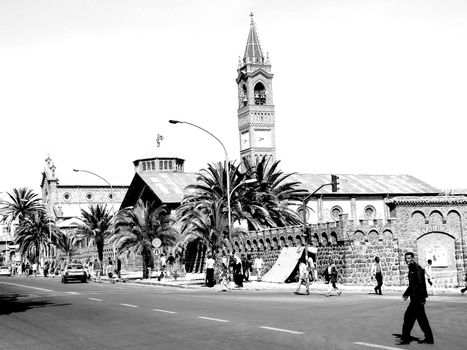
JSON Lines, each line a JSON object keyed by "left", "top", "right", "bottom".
{"left": 236, "top": 13, "right": 276, "bottom": 164}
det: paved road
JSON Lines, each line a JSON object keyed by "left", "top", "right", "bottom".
{"left": 0, "top": 276, "right": 465, "bottom": 350}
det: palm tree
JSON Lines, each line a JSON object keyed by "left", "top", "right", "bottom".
{"left": 237, "top": 156, "right": 308, "bottom": 229}
{"left": 111, "top": 200, "right": 178, "bottom": 279}
{"left": 14, "top": 211, "right": 53, "bottom": 264}
{"left": 176, "top": 198, "right": 230, "bottom": 256}
{"left": 0, "top": 187, "right": 44, "bottom": 225}
{"left": 76, "top": 204, "right": 113, "bottom": 273}
{"left": 55, "top": 232, "right": 80, "bottom": 262}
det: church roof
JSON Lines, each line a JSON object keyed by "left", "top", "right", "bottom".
{"left": 121, "top": 171, "right": 197, "bottom": 208}
{"left": 243, "top": 14, "right": 264, "bottom": 65}
{"left": 288, "top": 174, "right": 440, "bottom": 196}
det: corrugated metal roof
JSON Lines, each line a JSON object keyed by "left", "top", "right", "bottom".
{"left": 139, "top": 172, "right": 197, "bottom": 203}
{"left": 288, "top": 174, "right": 440, "bottom": 195}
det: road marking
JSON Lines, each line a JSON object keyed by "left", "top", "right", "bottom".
{"left": 353, "top": 342, "right": 404, "bottom": 350}
{"left": 65, "top": 292, "right": 81, "bottom": 295}
{"left": 0, "top": 282, "right": 54, "bottom": 292}
{"left": 88, "top": 298, "right": 103, "bottom": 302}
{"left": 120, "top": 303, "right": 139, "bottom": 308}
{"left": 154, "top": 309, "right": 177, "bottom": 314}
{"left": 197, "top": 316, "right": 230, "bottom": 323}
{"left": 259, "top": 326, "right": 304, "bottom": 335}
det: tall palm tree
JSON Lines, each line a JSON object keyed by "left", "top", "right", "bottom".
{"left": 55, "top": 232, "right": 79, "bottom": 262}
{"left": 14, "top": 211, "right": 53, "bottom": 263}
{"left": 111, "top": 200, "right": 178, "bottom": 279}
{"left": 0, "top": 187, "right": 44, "bottom": 225}
{"left": 237, "top": 156, "right": 308, "bottom": 229}
{"left": 76, "top": 204, "right": 113, "bottom": 273}
{"left": 176, "top": 198, "right": 230, "bottom": 256}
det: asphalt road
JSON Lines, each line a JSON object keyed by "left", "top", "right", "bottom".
{"left": 0, "top": 276, "right": 465, "bottom": 350}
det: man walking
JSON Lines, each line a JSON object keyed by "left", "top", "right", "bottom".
{"left": 397, "top": 252, "right": 434, "bottom": 345}
{"left": 371, "top": 256, "right": 383, "bottom": 295}
{"left": 294, "top": 258, "right": 309, "bottom": 295}
{"left": 254, "top": 255, "right": 264, "bottom": 281}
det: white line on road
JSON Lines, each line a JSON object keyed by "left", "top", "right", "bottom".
{"left": 65, "top": 292, "right": 81, "bottom": 295}
{"left": 353, "top": 342, "right": 404, "bottom": 350}
{"left": 154, "top": 309, "right": 177, "bottom": 314}
{"left": 0, "top": 282, "right": 54, "bottom": 292}
{"left": 88, "top": 298, "right": 103, "bottom": 302}
{"left": 259, "top": 326, "right": 304, "bottom": 335}
{"left": 197, "top": 316, "right": 230, "bottom": 323}
{"left": 120, "top": 303, "right": 139, "bottom": 308}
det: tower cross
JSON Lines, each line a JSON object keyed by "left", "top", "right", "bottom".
{"left": 156, "top": 134, "right": 164, "bottom": 148}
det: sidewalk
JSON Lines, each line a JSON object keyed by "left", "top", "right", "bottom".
{"left": 103, "top": 271, "right": 463, "bottom": 296}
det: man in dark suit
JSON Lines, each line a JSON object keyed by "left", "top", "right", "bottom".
{"left": 398, "top": 252, "right": 434, "bottom": 345}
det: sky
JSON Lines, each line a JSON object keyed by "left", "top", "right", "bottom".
{"left": 1, "top": 0, "right": 467, "bottom": 194}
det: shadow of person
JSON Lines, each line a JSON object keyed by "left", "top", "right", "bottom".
{"left": 0, "top": 294, "right": 70, "bottom": 316}
{"left": 392, "top": 333, "right": 420, "bottom": 345}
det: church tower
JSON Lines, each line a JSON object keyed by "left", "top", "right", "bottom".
{"left": 236, "top": 13, "right": 276, "bottom": 164}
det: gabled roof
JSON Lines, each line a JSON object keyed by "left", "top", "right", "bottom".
{"left": 288, "top": 174, "right": 440, "bottom": 196}
{"left": 121, "top": 171, "right": 198, "bottom": 208}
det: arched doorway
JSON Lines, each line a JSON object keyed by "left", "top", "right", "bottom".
{"left": 417, "top": 231, "right": 457, "bottom": 288}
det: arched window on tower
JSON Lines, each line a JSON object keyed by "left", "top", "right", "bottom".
{"left": 242, "top": 84, "right": 248, "bottom": 107}
{"left": 254, "top": 82, "right": 266, "bottom": 105}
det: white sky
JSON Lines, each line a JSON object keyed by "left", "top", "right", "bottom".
{"left": 1, "top": 0, "right": 467, "bottom": 194}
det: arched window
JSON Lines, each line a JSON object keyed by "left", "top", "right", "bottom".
{"left": 254, "top": 82, "right": 266, "bottom": 105}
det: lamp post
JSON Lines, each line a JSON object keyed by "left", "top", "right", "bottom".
{"left": 73, "top": 169, "right": 116, "bottom": 262}
{"left": 301, "top": 175, "right": 340, "bottom": 266}
{"left": 169, "top": 120, "right": 233, "bottom": 244}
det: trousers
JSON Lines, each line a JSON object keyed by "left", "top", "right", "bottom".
{"left": 402, "top": 299, "right": 433, "bottom": 341}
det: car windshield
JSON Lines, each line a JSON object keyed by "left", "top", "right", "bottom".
{"left": 67, "top": 265, "right": 84, "bottom": 270}
{"left": 0, "top": 266, "right": 9, "bottom": 270}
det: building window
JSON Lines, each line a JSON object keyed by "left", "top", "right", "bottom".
{"left": 159, "top": 161, "right": 163, "bottom": 170}
{"left": 151, "top": 161, "right": 155, "bottom": 170}
{"left": 169, "top": 161, "right": 173, "bottom": 170}
{"left": 109, "top": 193, "right": 113, "bottom": 200}
{"left": 330, "top": 206, "right": 343, "bottom": 221}
{"left": 364, "top": 205, "right": 376, "bottom": 219}
{"left": 142, "top": 162, "right": 147, "bottom": 171}
{"left": 63, "top": 193, "right": 71, "bottom": 201}
{"left": 86, "top": 193, "right": 93, "bottom": 201}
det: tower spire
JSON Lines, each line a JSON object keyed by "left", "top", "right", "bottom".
{"left": 243, "top": 12, "right": 264, "bottom": 65}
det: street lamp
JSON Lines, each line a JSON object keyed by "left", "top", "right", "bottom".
{"left": 301, "top": 175, "right": 340, "bottom": 265}
{"left": 73, "top": 169, "right": 116, "bottom": 262}
{"left": 169, "top": 119, "right": 233, "bottom": 243}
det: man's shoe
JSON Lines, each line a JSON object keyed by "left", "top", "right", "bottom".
{"left": 419, "top": 338, "right": 434, "bottom": 344}
{"left": 396, "top": 339, "right": 411, "bottom": 345}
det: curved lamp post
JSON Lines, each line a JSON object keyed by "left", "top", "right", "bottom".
{"left": 168, "top": 119, "right": 233, "bottom": 243}
{"left": 73, "top": 168, "right": 116, "bottom": 262}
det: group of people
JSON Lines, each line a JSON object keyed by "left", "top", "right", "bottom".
{"left": 86, "top": 256, "right": 122, "bottom": 283}
{"left": 204, "top": 251, "right": 265, "bottom": 291}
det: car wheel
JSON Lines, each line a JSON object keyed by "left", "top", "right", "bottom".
{"left": 61, "top": 278, "right": 66, "bottom": 283}
{"left": 82, "top": 278, "right": 87, "bottom": 283}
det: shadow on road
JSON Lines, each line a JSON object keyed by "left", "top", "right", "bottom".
{"left": 0, "top": 294, "right": 70, "bottom": 316}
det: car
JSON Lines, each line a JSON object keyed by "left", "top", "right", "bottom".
{"left": 61, "top": 263, "right": 87, "bottom": 283}
{"left": 0, "top": 266, "right": 11, "bottom": 276}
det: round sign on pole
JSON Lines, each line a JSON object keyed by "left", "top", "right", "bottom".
{"left": 152, "top": 238, "right": 162, "bottom": 248}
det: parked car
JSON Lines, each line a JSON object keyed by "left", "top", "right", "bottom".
{"left": 61, "top": 263, "right": 87, "bottom": 283}
{"left": 0, "top": 266, "right": 11, "bottom": 276}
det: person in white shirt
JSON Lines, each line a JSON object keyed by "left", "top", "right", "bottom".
{"left": 205, "top": 253, "right": 216, "bottom": 287}
{"left": 32, "top": 262, "right": 38, "bottom": 277}
{"left": 294, "top": 258, "right": 309, "bottom": 295}
{"left": 254, "top": 256, "right": 264, "bottom": 281}
{"left": 371, "top": 256, "right": 383, "bottom": 295}
{"left": 424, "top": 259, "right": 434, "bottom": 296}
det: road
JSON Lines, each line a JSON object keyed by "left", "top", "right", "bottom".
{"left": 0, "top": 276, "right": 465, "bottom": 350}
